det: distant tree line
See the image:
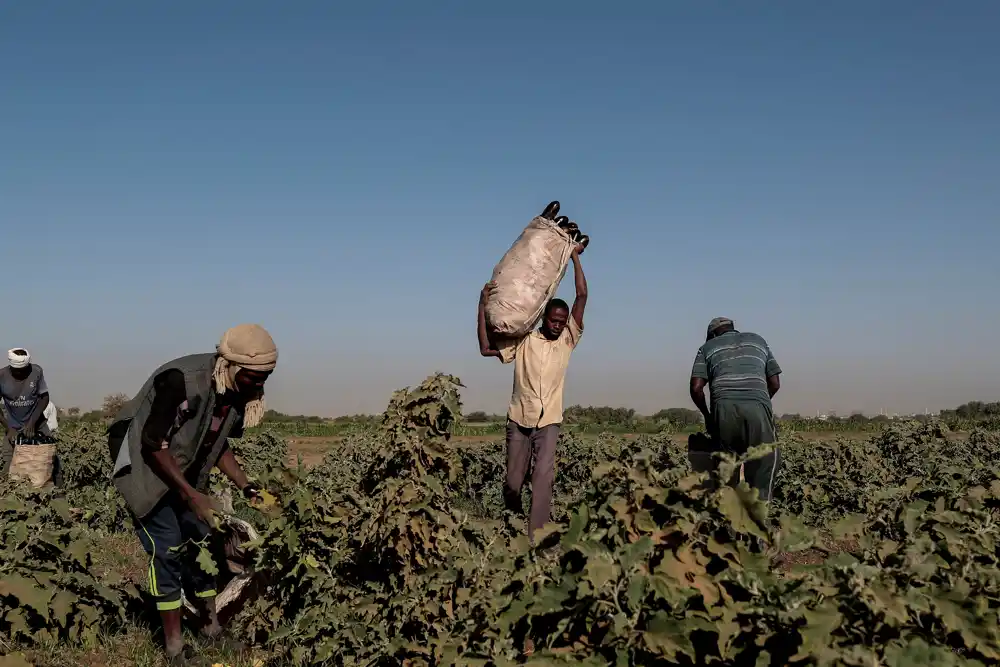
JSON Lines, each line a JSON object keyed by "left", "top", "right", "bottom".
{"left": 463, "top": 406, "right": 703, "bottom": 429}
{"left": 939, "top": 401, "right": 1000, "bottom": 421}
{"left": 778, "top": 412, "right": 901, "bottom": 424}
{"left": 59, "top": 395, "right": 1000, "bottom": 432}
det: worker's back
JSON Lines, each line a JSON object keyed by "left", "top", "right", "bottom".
{"left": 696, "top": 330, "right": 778, "bottom": 406}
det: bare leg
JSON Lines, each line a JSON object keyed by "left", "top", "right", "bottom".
{"left": 160, "top": 608, "right": 184, "bottom": 658}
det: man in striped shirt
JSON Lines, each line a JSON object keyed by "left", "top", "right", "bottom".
{"left": 689, "top": 317, "right": 782, "bottom": 502}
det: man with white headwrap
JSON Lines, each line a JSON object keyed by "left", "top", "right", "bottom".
{"left": 1, "top": 348, "right": 54, "bottom": 475}
{"left": 107, "top": 324, "right": 277, "bottom": 663}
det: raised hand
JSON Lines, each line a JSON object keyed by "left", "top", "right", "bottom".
{"left": 480, "top": 281, "right": 497, "bottom": 305}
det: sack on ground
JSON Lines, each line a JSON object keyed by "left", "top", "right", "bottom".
{"left": 9, "top": 443, "right": 57, "bottom": 488}
{"left": 182, "top": 515, "right": 259, "bottom": 623}
{"left": 486, "top": 216, "right": 575, "bottom": 338}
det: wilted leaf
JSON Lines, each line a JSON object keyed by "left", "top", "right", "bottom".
{"left": 0, "top": 575, "right": 50, "bottom": 618}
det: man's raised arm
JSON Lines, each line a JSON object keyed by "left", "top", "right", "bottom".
{"left": 570, "top": 246, "right": 588, "bottom": 329}
{"left": 477, "top": 281, "right": 503, "bottom": 359}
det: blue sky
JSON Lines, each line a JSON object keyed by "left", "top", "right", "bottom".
{"left": 2, "top": 1, "right": 998, "bottom": 417}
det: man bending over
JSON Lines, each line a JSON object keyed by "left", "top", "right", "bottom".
{"left": 108, "top": 324, "right": 277, "bottom": 664}
{"left": 689, "top": 317, "right": 782, "bottom": 502}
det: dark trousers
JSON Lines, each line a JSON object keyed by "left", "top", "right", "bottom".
{"left": 734, "top": 448, "right": 781, "bottom": 502}
{"left": 504, "top": 420, "right": 560, "bottom": 537}
{"left": 133, "top": 492, "right": 217, "bottom": 611}
{"left": 690, "top": 399, "right": 781, "bottom": 502}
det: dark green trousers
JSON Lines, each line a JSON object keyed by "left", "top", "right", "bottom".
{"left": 693, "top": 399, "right": 780, "bottom": 502}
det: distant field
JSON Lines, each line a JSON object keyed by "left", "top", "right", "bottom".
{"left": 280, "top": 427, "right": 885, "bottom": 467}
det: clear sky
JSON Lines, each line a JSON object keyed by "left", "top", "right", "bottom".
{"left": 3, "top": 1, "right": 999, "bottom": 418}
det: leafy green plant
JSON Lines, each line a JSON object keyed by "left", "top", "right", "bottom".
{"left": 0, "top": 482, "right": 139, "bottom": 646}
{"left": 55, "top": 422, "right": 130, "bottom": 535}
{"left": 494, "top": 447, "right": 785, "bottom": 665}
{"left": 10, "top": 379, "right": 1000, "bottom": 666}
{"left": 239, "top": 374, "right": 506, "bottom": 664}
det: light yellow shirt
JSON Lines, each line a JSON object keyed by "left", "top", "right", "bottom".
{"left": 498, "top": 317, "right": 582, "bottom": 428}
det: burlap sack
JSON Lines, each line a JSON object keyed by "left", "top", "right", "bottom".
{"left": 486, "top": 216, "right": 575, "bottom": 338}
{"left": 182, "top": 515, "right": 259, "bottom": 622}
{"left": 9, "top": 443, "right": 56, "bottom": 488}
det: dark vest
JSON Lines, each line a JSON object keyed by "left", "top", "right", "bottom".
{"left": 107, "top": 353, "right": 240, "bottom": 518}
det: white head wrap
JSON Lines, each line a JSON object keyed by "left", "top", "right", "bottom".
{"left": 7, "top": 348, "right": 30, "bottom": 369}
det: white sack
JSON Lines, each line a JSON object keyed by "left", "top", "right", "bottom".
{"left": 486, "top": 216, "right": 575, "bottom": 338}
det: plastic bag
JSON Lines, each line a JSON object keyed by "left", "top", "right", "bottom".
{"left": 182, "top": 515, "right": 259, "bottom": 624}
{"left": 43, "top": 402, "right": 58, "bottom": 433}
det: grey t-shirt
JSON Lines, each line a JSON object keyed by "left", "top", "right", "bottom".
{"left": 691, "top": 330, "right": 781, "bottom": 407}
{"left": 0, "top": 364, "right": 49, "bottom": 429}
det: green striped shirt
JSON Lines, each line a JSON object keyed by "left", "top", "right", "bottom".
{"left": 691, "top": 330, "right": 781, "bottom": 406}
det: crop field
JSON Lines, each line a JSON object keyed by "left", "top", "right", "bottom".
{"left": 3, "top": 373, "right": 1000, "bottom": 666}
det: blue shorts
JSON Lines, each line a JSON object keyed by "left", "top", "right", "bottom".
{"left": 133, "top": 493, "right": 217, "bottom": 611}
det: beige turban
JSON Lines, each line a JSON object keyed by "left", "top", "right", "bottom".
{"left": 213, "top": 324, "right": 278, "bottom": 428}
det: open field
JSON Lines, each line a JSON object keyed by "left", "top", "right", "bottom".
{"left": 280, "top": 429, "right": 944, "bottom": 468}
{"left": 4, "top": 375, "right": 1000, "bottom": 666}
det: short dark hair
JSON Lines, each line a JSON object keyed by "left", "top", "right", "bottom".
{"left": 545, "top": 298, "right": 569, "bottom": 316}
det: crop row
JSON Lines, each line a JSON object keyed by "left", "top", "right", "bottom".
{"left": 2, "top": 374, "right": 999, "bottom": 665}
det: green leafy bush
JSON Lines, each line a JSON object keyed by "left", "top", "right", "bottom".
{"left": 0, "top": 482, "right": 139, "bottom": 646}
{"left": 6, "top": 379, "right": 1000, "bottom": 666}
{"left": 55, "top": 422, "right": 130, "bottom": 535}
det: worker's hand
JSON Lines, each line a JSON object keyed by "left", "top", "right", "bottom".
{"left": 5, "top": 426, "right": 17, "bottom": 445}
{"left": 186, "top": 490, "right": 221, "bottom": 530}
{"left": 572, "top": 243, "right": 586, "bottom": 256}
{"left": 21, "top": 422, "right": 36, "bottom": 440}
{"left": 480, "top": 281, "right": 497, "bottom": 306}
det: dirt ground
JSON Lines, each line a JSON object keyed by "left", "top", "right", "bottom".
{"left": 284, "top": 430, "right": 875, "bottom": 467}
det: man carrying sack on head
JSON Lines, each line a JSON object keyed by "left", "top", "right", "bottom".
{"left": 108, "top": 324, "right": 278, "bottom": 665}
{"left": 1, "top": 348, "right": 57, "bottom": 485}
{"left": 478, "top": 232, "right": 589, "bottom": 543}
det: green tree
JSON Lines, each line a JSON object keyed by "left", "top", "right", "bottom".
{"left": 651, "top": 408, "right": 702, "bottom": 427}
